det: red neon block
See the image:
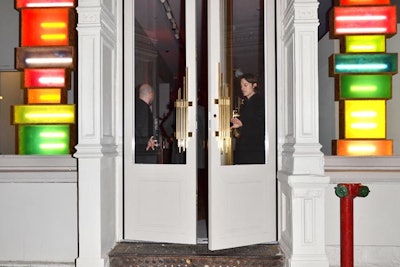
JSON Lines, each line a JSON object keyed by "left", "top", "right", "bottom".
{"left": 332, "top": 6, "right": 397, "bottom": 36}
{"left": 24, "top": 69, "right": 67, "bottom": 88}
{"left": 16, "top": 0, "right": 76, "bottom": 8}
{"left": 339, "top": 0, "right": 390, "bottom": 5}
{"left": 21, "top": 8, "right": 75, "bottom": 47}
{"left": 334, "top": 139, "right": 392, "bottom": 156}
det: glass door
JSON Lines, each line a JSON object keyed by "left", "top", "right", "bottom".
{"left": 124, "top": 0, "right": 197, "bottom": 244}
{"left": 207, "top": 0, "right": 277, "bottom": 250}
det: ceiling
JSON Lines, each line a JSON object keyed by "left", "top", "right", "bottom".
{"left": 135, "top": 0, "right": 263, "bottom": 80}
{"left": 135, "top": 0, "right": 400, "bottom": 78}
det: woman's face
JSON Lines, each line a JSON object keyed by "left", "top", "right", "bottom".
{"left": 240, "top": 78, "right": 257, "bottom": 98}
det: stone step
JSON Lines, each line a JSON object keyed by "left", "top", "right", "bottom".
{"left": 109, "top": 242, "right": 285, "bottom": 267}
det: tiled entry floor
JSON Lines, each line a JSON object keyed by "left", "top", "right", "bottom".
{"left": 109, "top": 242, "right": 284, "bottom": 267}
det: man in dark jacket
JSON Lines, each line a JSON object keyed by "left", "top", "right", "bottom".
{"left": 135, "top": 83, "right": 158, "bottom": 163}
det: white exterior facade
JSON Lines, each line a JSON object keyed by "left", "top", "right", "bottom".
{"left": 1, "top": 0, "right": 400, "bottom": 267}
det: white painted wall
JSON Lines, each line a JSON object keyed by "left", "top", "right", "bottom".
{"left": 0, "top": 156, "right": 78, "bottom": 266}
{"left": 319, "top": 27, "right": 400, "bottom": 267}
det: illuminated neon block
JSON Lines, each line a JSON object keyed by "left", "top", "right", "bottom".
{"left": 16, "top": 46, "right": 75, "bottom": 70}
{"left": 340, "top": 100, "right": 386, "bottom": 139}
{"left": 24, "top": 69, "right": 69, "bottom": 88}
{"left": 332, "top": 53, "right": 397, "bottom": 74}
{"left": 13, "top": 105, "right": 75, "bottom": 124}
{"left": 16, "top": 0, "right": 76, "bottom": 8}
{"left": 332, "top": 6, "right": 397, "bottom": 36}
{"left": 18, "top": 125, "right": 70, "bottom": 155}
{"left": 339, "top": 0, "right": 390, "bottom": 5}
{"left": 27, "top": 88, "right": 63, "bottom": 104}
{"left": 334, "top": 139, "right": 392, "bottom": 156}
{"left": 21, "top": 8, "right": 75, "bottom": 46}
{"left": 339, "top": 74, "right": 392, "bottom": 99}
{"left": 345, "top": 35, "right": 386, "bottom": 53}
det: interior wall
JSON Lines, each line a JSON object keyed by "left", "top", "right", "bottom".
{"left": 0, "top": 72, "right": 24, "bottom": 155}
{"left": 0, "top": 0, "right": 19, "bottom": 70}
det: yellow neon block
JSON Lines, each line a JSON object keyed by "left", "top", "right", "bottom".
{"left": 13, "top": 105, "right": 75, "bottom": 124}
{"left": 343, "top": 100, "right": 386, "bottom": 139}
{"left": 345, "top": 35, "right": 386, "bottom": 53}
{"left": 27, "top": 88, "right": 62, "bottom": 104}
{"left": 335, "top": 139, "right": 392, "bottom": 156}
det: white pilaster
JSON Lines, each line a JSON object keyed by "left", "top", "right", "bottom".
{"left": 276, "top": 0, "right": 330, "bottom": 266}
{"left": 74, "top": 1, "right": 122, "bottom": 267}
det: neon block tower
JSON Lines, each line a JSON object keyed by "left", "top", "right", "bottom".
{"left": 330, "top": 0, "right": 398, "bottom": 156}
{"left": 13, "top": 0, "right": 76, "bottom": 155}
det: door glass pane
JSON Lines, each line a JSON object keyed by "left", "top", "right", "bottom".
{"left": 220, "top": 0, "right": 265, "bottom": 165}
{"left": 134, "top": 0, "right": 187, "bottom": 164}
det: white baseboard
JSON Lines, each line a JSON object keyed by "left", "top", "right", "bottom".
{"left": 326, "top": 245, "right": 400, "bottom": 267}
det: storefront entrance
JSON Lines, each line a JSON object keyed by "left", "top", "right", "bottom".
{"left": 123, "top": 0, "right": 276, "bottom": 250}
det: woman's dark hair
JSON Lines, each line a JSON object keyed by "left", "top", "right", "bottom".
{"left": 240, "top": 73, "right": 258, "bottom": 89}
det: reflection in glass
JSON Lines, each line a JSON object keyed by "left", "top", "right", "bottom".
{"left": 220, "top": 0, "right": 265, "bottom": 165}
{"left": 134, "top": 0, "right": 186, "bottom": 164}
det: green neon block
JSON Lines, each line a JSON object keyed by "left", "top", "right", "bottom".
{"left": 345, "top": 35, "right": 386, "bottom": 53}
{"left": 18, "top": 125, "right": 70, "bottom": 155}
{"left": 340, "top": 74, "right": 392, "bottom": 99}
{"left": 333, "top": 53, "right": 398, "bottom": 74}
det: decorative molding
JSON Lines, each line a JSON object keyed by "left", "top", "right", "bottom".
{"left": 295, "top": 7, "right": 318, "bottom": 21}
{"left": 0, "top": 155, "right": 77, "bottom": 183}
{"left": 77, "top": 8, "right": 101, "bottom": 25}
{"left": 325, "top": 156, "right": 400, "bottom": 183}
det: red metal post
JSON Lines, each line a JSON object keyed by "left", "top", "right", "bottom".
{"left": 335, "top": 183, "right": 370, "bottom": 267}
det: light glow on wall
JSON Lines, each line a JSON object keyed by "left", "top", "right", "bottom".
{"left": 16, "top": 0, "right": 75, "bottom": 8}
{"left": 339, "top": 74, "right": 392, "bottom": 99}
{"left": 332, "top": 6, "right": 397, "bottom": 36}
{"left": 335, "top": 139, "right": 393, "bottom": 156}
{"left": 18, "top": 125, "right": 70, "bottom": 155}
{"left": 333, "top": 53, "right": 398, "bottom": 74}
{"left": 24, "top": 69, "right": 67, "bottom": 88}
{"left": 339, "top": 0, "right": 390, "bottom": 5}
{"left": 27, "top": 88, "right": 62, "bottom": 104}
{"left": 342, "top": 100, "right": 386, "bottom": 139}
{"left": 14, "top": 0, "right": 76, "bottom": 155}
{"left": 13, "top": 105, "right": 75, "bottom": 124}
{"left": 21, "top": 8, "right": 71, "bottom": 46}
{"left": 16, "top": 46, "right": 75, "bottom": 69}
{"left": 330, "top": 1, "right": 397, "bottom": 157}
{"left": 345, "top": 35, "right": 386, "bottom": 53}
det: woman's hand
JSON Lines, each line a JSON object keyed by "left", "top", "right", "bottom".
{"left": 230, "top": 117, "right": 243, "bottom": 129}
{"left": 146, "top": 136, "right": 159, "bottom": 150}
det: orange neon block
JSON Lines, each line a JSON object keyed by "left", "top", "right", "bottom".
{"left": 21, "top": 8, "right": 75, "bottom": 46}
{"left": 341, "top": 100, "right": 386, "bottom": 139}
{"left": 339, "top": 0, "right": 390, "bottom": 5}
{"left": 334, "top": 139, "right": 392, "bottom": 156}
{"left": 27, "top": 88, "right": 62, "bottom": 104}
{"left": 24, "top": 69, "right": 68, "bottom": 88}
{"left": 16, "top": 0, "right": 76, "bottom": 8}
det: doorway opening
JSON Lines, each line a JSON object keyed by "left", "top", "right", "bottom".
{"left": 124, "top": 0, "right": 274, "bottom": 250}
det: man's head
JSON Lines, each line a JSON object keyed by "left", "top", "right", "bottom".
{"left": 139, "top": 83, "right": 154, "bottom": 104}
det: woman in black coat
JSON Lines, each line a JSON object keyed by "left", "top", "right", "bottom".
{"left": 231, "top": 73, "right": 265, "bottom": 164}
